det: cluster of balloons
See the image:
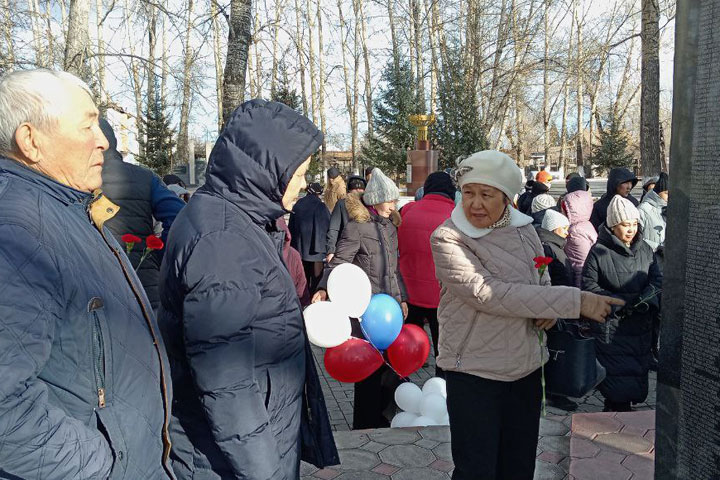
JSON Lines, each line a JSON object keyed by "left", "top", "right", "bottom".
{"left": 391, "top": 377, "right": 449, "bottom": 428}
{"left": 303, "top": 264, "right": 430, "bottom": 383}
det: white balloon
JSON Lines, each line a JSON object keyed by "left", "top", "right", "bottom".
{"left": 422, "top": 377, "right": 447, "bottom": 399}
{"left": 391, "top": 412, "right": 418, "bottom": 428}
{"left": 410, "top": 415, "right": 438, "bottom": 427}
{"left": 327, "top": 263, "right": 372, "bottom": 318}
{"left": 420, "top": 393, "right": 448, "bottom": 422}
{"left": 394, "top": 382, "right": 423, "bottom": 414}
{"left": 303, "top": 302, "right": 352, "bottom": 348}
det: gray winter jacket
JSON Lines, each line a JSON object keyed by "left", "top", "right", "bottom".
{"left": 638, "top": 190, "right": 667, "bottom": 251}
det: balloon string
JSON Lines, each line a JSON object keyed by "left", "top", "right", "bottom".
{"left": 358, "top": 320, "right": 406, "bottom": 380}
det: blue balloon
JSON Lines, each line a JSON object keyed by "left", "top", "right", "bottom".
{"left": 360, "top": 294, "right": 403, "bottom": 350}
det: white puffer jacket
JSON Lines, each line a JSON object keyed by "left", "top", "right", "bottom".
{"left": 638, "top": 189, "right": 667, "bottom": 252}
{"left": 430, "top": 206, "right": 582, "bottom": 382}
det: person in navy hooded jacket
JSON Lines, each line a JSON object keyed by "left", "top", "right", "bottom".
{"left": 158, "top": 100, "right": 338, "bottom": 479}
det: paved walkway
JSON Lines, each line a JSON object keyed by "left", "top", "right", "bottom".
{"left": 307, "top": 326, "right": 657, "bottom": 479}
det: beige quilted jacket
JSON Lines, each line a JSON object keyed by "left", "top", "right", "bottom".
{"left": 430, "top": 208, "right": 582, "bottom": 382}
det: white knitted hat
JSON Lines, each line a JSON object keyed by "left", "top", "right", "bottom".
{"left": 363, "top": 168, "right": 400, "bottom": 205}
{"left": 455, "top": 150, "right": 523, "bottom": 200}
{"left": 531, "top": 194, "right": 556, "bottom": 213}
{"left": 606, "top": 195, "right": 640, "bottom": 227}
{"left": 541, "top": 209, "right": 570, "bottom": 232}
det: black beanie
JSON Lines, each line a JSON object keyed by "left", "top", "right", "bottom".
{"left": 566, "top": 176, "right": 589, "bottom": 193}
{"left": 423, "top": 172, "right": 456, "bottom": 199}
{"left": 347, "top": 175, "right": 366, "bottom": 191}
{"left": 306, "top": 182, "right": 324, "bottom": 195}
{"left": 98, "top": 118, "right": 118, "bottom": 151}
{"left": 327, "top": 167, "right": 341, "bottom": 179}
{"left": 653, "top": 172, "right": 669, "bottom": 193}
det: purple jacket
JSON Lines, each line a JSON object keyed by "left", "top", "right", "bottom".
{"left": 562, "top": 190, "right": 598, "bottom": 287}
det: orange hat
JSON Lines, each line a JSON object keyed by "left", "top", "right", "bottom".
{"left": 536, "top": 171, "right": 553, "bottom": 184}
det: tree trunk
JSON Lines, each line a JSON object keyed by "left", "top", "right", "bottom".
{"left": 351, "top": 0, "right": 360, "bottom": 164}
{"left": 543, "top": 0, "right": 550, "bottom": 162}
{"left": 306, "top": 0, "right": 318, "bottom": 124}
{"left": 177, "top": 0, "right": 195, "bottom": 174}
{"left": 94, "top": 0, "right": 105, "bottom": 109}
{"left": 44, "top": 0, "right": 55, "bottom": 67}
{"left": 2, "top": 0, "right": 14, "bottom": 70}
{"left": 28, "top": 0, "right": 44, "bottom": 66}
{"left": 412, "top": 0, "right": 424, "bottom": 112}
{"left": 387, "top": 0, "right": 399, "bottom": 73}
{"left": 640, "top": 0, "right": 661, "bottom": 176}
{"left": 146, "top": 3, "right": 157, "bottom": 112}
{"left": 483, "top": 0, "right": 508, "bottom": 133}
{"left": 222, "top": 0, "right": 252, "bottom": 127}
{"left": 211, "top": 0, "right": 224, "bottom": 132}
{"left": 123, "top": 0, "right": 143, "bottom": 157}
{"left": 560, "top": 11, "right": 574, "bottom": 173}
{"left": 253, "top": 2, "right": 262, "bottom": 98}
{"left": 270, "top": 0, "right": 286, "bottom": 96}
{"left": 294, "top": 0, "right": 308, "bottom": 115}
{"left": 424, "top": 0, "right": 437, "bottom": 114}
{"left": 64, "top": 0, "right": 92, "bottom": 82}
{"left": 161, "top": 13, "right": 168, "bottom": 103}
{"left": 358, "top": 0, "right": 373, "bottom": 137}
{"left": 317, "top": 0, "right": 327, "bottom": 156}
{"left": 574, "top": 0, "right": 583, "bottom": 170}
{"left": 337, "top": 0, "right": 355, "bottom": 169}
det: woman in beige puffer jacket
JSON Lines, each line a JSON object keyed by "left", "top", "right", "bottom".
{"left": 430, "top": 151, "right": 623, "bottom": 480}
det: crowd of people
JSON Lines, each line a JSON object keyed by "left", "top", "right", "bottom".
{"left": 0, "top": 67, "right": 667, "bottom": 480}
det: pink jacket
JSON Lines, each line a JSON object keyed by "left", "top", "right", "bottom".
{"left": 278, "top": 217, "right": 309, "bottom": 304}
{"left": 398, "top": 194, "right": 455, "bottom": 308}
{"left": 562, "top": 190, "right": 598, "bottom": 287}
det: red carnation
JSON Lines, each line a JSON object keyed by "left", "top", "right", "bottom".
{"left": 122, "top": 234, "right": 142, "bottom": 244}
{"left": 145, "top": 235, "right": 164, "bottom": 251}
{"left": 533, "top": 256, "right": 553, "bottom": 269}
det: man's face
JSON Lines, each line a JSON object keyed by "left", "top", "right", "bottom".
{"left": 616, "top": 181, "right": 633, "bottom": 197}
{"left": 32, "top": 85, "right": 108, "bottom": 192}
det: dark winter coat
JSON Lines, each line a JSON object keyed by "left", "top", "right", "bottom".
{"left": 0, "top": 157, "right": 174, "bottom": 479}
{"left": 290, "top": 193, "right": 331, "bottom": 262}
{"left": 319, "top": 193, "right": 407, "bottom": 303}
{"left": 102, "top": 148, "right": 185, "bottom": 310}
{"left": 326, "top": 198, "right": 350, "bottom": 255}
{"left": 589, "top": 168, "right": 639, "bottom": 230}
{"left": 582, "top": 226, "right": 662, "bottom": 403}
{"left": 537, "top": 228, "right": 574, "bottom": 287}
{"left": 518, "top": 181, "right": 550, "bottom": 215}
{"left": 158, "top": 100, "right": 338, "bottom": 480}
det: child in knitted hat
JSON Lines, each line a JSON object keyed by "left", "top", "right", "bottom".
{"left": 606, "top": 195, "right": 640, "bottom": 247}
{"left": 537, "top": 210, "right": 573, "bottom": 287}
{"left": 363, "top": 168, "right": 401, "bottom": 218}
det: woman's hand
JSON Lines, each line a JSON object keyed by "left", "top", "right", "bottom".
{"left": 534, "top": 318, "right": 557, "bottom": 330}
{"left": 401, "top": 302, "right": 408, "bottom": 319}
{"left": 580, "top": 292, "right": 626, "bottom": 322}
{"left": 312, "top": 290, "right": 328, "bottom": 303}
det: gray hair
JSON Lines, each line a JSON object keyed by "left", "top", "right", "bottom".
{"left": 0, "top": 69, "right": 93, "bottom": 155}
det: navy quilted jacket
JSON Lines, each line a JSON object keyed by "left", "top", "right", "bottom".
{"left": 0, "top": 158, "right": 174, "bottom": 479}
{"left": 158, "top": 100, "right": 338, "bottom": 480}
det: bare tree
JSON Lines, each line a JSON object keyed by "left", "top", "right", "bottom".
{"left": 294, "top": 0, "right": 308, "bottom": 114}
{"left": 317, "top": 0, "right": 327, "bottom": 154}
{"left": 211, "top": 0, "right": 224, "bottom": 131}
{"left": 177, "top": 0, "right": 195, "bottom": 170}
{"left": 65, "top": 0, "right": 92, "bottom": 82}
{"left": 222, "top": 0, "right": 252, "bottom": 127}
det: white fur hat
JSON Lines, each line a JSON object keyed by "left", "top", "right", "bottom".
{"left": 606, "top": 195, "right": 640, "bottom": 227}
{"left": 455, "top": 150, "right": 523, "bottom": 200}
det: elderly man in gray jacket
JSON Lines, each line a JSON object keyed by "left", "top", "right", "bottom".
{"left": 0, "top": 69, "right": 174, "bottom": 479}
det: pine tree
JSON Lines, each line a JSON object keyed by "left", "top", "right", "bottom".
{"left": 271, "top": 61, "right": 301, "bottom": 112}
{"left": 137, "top": 78, "right": 175, "bottom": 175}
{"left": 592, "top": 112, "right": 635, "bottom": 174}
{"left": 360, "top": 59, "right": 417, "bottom": 178}
{"left": 434, "top": 46, "right": 488, "bottom": 169}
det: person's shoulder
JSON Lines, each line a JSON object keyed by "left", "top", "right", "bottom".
{"left": 0, "top": 174, "right": 45, "bottom": 237}
{"left": 431, "top": 218, "right": 461, "bottom": 242}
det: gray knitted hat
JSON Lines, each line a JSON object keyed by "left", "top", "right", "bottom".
{"left": 607, "top": 195, "right": 640, "bottom": 227}
{"left": 531, "top": 194, "right": 556, "bottom": 213}
{"left": 542, "top": 209, "right": 570, "bottom": 232}
{"left": 363, "top": 168, "right": 400, "bottom": 205}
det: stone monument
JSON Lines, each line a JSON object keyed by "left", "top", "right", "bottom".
{"left": 655, "top": 1, "right": 720, "bottom": 478}
{"left": 406, "top": 114, "right": 439, "bottom": 196}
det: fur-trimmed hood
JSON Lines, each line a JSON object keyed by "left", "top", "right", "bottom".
{"left": 346, "top": 192, "right": 401, "bottom": 227}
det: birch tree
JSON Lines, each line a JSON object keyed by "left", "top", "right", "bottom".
{"left": 222, "top": 0, "right": 252, "bottom": 127}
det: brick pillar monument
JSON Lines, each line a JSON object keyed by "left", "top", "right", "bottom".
{"left": 407, "top": 114, "right": 439, "bottom": 196}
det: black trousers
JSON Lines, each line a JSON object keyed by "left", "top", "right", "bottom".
{"left": 405, "top": 303, "right": 443, "bottom": 377}
{"left": 302, "top": 260, "right": 323, "bottom": 294}
{"left": 446, "top": 369, "right": 542, "bottom": 480}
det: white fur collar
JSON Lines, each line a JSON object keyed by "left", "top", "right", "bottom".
{"left": 450, "top": 204, "right": 533, "bottom": 238}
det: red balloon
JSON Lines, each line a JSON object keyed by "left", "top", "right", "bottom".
{"left": 387, "top": 324, "right": 430, "bottom": 378}
{"left": 324, "top": 338, "right": 384, "bottom": 383}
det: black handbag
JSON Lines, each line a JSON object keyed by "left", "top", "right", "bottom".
{"left": 544, "top": 320, "right": 606, "bottom": 398}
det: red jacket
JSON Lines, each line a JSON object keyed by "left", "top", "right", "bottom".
{"left": 398, "top": 193, "right": 455, "bottom": 308}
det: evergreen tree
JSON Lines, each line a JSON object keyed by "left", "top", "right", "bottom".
{"left": 434, "top": 47, "right": 488, "bottom": 170}
{"left": 271, "top": 61, "right": 301, "bottom": 112}
{"left": 592, "top": 112, "right": 635, "bottom": 174}
{"left": 137, "top": 78, "right": 175, "bottom": 175}
{"left": 360, "top": 59, "right": 417, "bottom": 178}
